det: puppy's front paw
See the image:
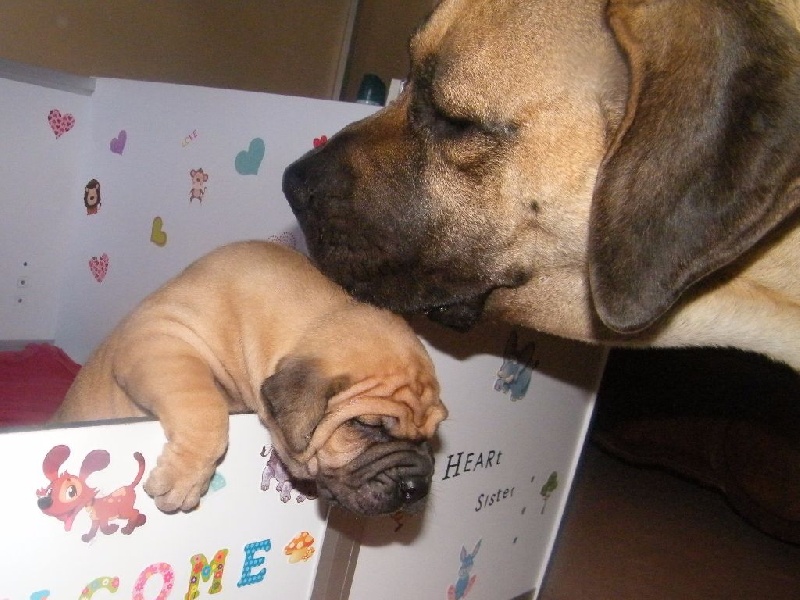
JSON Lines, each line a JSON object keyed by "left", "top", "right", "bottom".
{"left": 144, "top": 444, "right": 219, "bottom": 513}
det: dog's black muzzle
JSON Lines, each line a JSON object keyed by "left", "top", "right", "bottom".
{"left": 316, "top": 441, "right": 435, "bottom": 516}
{"left": 283, "top": 134, "right": 355, "bottom": 221}
{"left": 283, "top": 132, "right": 501, "bottom": 332}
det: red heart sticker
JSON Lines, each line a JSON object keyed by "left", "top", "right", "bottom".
{"left": 89, "top": 253, "right": 109, "bottom": 282}
{"left": 48, "top": 109, "right": 76, "bottom": 139}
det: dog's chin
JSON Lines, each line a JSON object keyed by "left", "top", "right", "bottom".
{"left": 422, "top": 292, "right": 495, "bottom": 331}
{"left": 341, "top": 277, "right": 497, "bottom": 332}
{"left": 314, "top": 444, "right": 435, "bottom": 516}
{"left": 293, "top": 214, "right": 520, "bottom": 333}
{"left": 315, "top": 477, "right": 429, "bottom": 516}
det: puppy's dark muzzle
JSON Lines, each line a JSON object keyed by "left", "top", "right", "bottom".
{"left": 397, "top": 473, "right": 430, "bottom": 505}
{"left": 317, "top": 441, "right": 436, "bottom": 516}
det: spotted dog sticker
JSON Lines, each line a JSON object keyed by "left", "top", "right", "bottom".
{"left": 35, "top": 445, "right": 147, "bottom": 543}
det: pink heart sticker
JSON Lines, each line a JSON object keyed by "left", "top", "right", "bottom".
{"left": 48, "top": 109, "right": 76, "bottom": 139}
{"left": 89, "top": 253, "right": 109, "bottom": 282}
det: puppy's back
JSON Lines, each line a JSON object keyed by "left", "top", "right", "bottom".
{"left": 54, "top": 241, "right": 349, "bottom": 422}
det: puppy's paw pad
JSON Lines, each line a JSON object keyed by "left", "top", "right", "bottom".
{"left": 144, "top": 468, "right": 212, "bottom": 512}
{"left": 144, "top": 456, "right": 215, "bottom": 513}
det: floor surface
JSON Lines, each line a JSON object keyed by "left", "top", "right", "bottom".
{"left": 539, "top": 444, "right": 800, "bottom": 600}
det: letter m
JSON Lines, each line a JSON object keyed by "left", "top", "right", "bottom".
{"left": 185, "top": 549, "right": 230, "bottom": 599}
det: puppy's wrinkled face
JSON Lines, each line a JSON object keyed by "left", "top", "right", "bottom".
{"left": 284, "top": 0, "right": 626, "bottom": 330}
{"left": 308, "top": 415, "right": 436, "bottom": 516}
{"left": 258, "top": 313, "right": 446, "bottom": 516}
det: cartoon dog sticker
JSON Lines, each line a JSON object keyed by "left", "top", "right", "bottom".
{"left": 36, "top": 445, "right": 147, "bottom": 542}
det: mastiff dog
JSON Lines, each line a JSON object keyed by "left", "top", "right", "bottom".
{"left": 283, "top": 0, "right": 800, "bottom": 372}
{"left": 54, "top": 241, "right": 447, "bottom": 516}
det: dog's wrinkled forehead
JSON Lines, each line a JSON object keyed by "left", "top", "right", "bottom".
{"left": 410, "top": 0, "right": 612, "bottom": 120}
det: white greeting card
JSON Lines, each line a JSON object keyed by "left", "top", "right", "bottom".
{"left": 1, "top": 415, "right": 327, "bottom": 599}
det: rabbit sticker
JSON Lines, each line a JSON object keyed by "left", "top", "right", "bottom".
{"left": 494, "top": 331, "right": 539, "bottom": 401}
{"left": 447, "top": 539, "right": 481, "bottom": 600}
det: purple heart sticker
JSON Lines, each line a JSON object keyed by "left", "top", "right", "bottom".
{"left": 110, "top": 130, "right": 127, "bottom": 154}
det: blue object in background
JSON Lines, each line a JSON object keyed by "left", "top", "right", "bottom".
{"left": 356, "top": 73, "right": 386, "bottom": 106}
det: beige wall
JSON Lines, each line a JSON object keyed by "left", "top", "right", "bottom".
{"left": 0, "top": 1, "right": 353, "bottom": 98}
{"left": 341, "top": 0, "right": 435, "bottom": 102}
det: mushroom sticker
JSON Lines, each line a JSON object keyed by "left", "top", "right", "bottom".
{"left": 284, "top": 532, "right": 315, "bottom": 564}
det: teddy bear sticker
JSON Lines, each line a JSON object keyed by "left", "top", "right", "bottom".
{"left": 189, "top": 168, "right": 209, "bottom": 203}
{"left": 84, "top": 179, "right": 101, "bottom": 215}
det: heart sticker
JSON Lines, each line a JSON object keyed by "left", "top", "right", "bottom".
{"left": 209, "top": 472, "right": 227, "bottom": 492}
{"left": 235, "top": 138, "right": 265, "bottom": 175}
{"left": 110, "top": 130, "right": 127, "bottom": 154}
{"left": 313, "top": 135, "right": 328, "bottom": 148}
{"left": 89, "top": 253, "right": 109, "bottom": 283}
{"left": 150, "top": 216, "right": 167, "bottom": 247}
{"left": 48, "top": 109, "right": 75, "bottom": 138}
{"left": 268, "top": 232, "right": 298, "bottom": 249}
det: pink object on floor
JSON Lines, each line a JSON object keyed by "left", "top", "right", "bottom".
{"left": 0, "top": 343, "right": 80, "bottom": 427}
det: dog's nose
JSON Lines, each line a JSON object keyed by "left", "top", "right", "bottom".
{"left": 282, "top": 160, "right": 311, "bottom": 212}
{"left": 37, "top": 496, "right": 52, "bottom": 510}
{"left": 398, "top": 475, "right": 430, "bottom": 505}
{"left": 283, "top": 134, "right": 354, "bottom": 215}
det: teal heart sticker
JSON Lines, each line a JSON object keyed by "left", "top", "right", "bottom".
{"left": 235, "top": 137, "right": 265, "bottom": 175}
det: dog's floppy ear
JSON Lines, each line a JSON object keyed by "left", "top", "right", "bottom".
{"left": 79, "top": 450, "right": 110, "bottom": 479}
{"left": 42, "top": 445, "right": 71, "bottom": 482}
{"left": 589, "top": 0, "right": 800, "bottom": 333}
{"left": 260, "top": 356, "right": 350, "bottom": 454}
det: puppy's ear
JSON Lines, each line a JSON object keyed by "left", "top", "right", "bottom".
{"left": 260, "top": 356, "right": 350, "bottom": 454}
{"left": 589, "top": 0, "right": 800, "bottom": 333}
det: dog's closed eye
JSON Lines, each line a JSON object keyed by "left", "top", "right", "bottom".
{"left": 410, "top": 83, "right": 517, "bottom": 141}
{"left": 350, "top": 415, "right": 398, "bottom": 440}
{"left": 414, "top": 94, "right": 506, "bottom": 141}
{"left": 407, "top": 72, "right": 478, "bottom": 138}
{"left": 429, "top": 102, "right": 480, "bottom": 137}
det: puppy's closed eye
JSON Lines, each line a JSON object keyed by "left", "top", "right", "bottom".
{"left": 350, "top": 415, "right": 398, "bottom": 440}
